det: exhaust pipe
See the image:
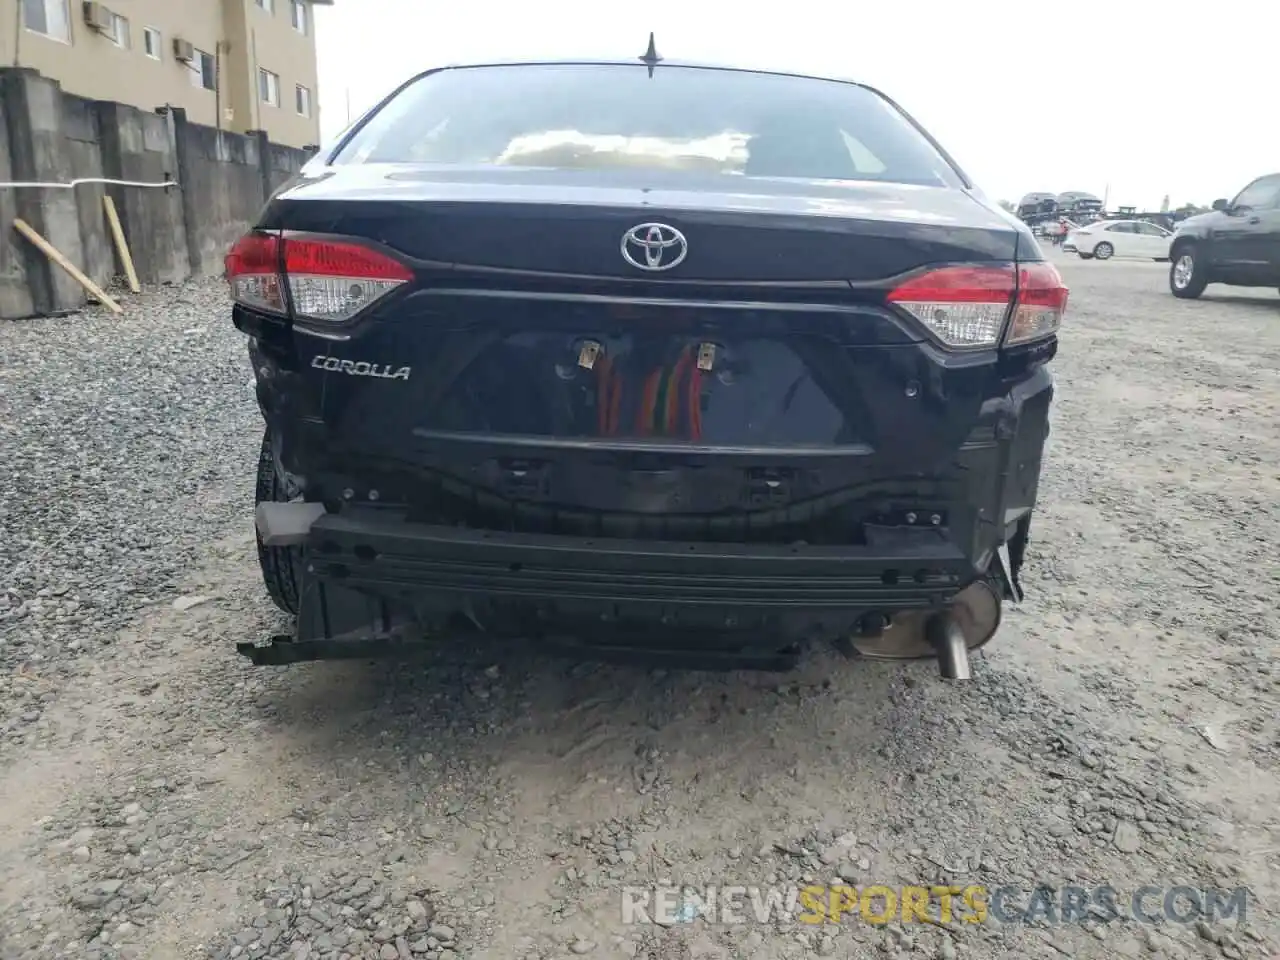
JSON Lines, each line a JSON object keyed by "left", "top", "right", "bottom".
{"left": 927, "top": 611, "right": 972, "bottom": 681}
{"left": 846, "top": 580, "right": 1000, "bottom": 672}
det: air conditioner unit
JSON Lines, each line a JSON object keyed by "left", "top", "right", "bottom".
{"left": 82, "top": 1, "right": 113, "bottom": 32}
{"left": 172, "top": 38, "right": 195, "bottom": 62}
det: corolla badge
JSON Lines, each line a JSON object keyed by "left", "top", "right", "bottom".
{"left": 621, "top": 222, "right": 688, "bottom": 272}
{"left": 311, "top": 356, "right": 410, "bottom": 380}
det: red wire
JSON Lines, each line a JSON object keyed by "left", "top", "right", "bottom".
{"left": 666, "top": 347, "right": 691, "bottom": 434}
{"left": 598, "top": 349, "right": 702, "bottom": 439}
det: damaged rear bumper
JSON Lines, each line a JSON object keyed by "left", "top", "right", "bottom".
{"left": 240, "top": 506, "right": 1020, "bottom": 673}
{"left": 242, "top": 361, "right": 1051, "bottom": 673}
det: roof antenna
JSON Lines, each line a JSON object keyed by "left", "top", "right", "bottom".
{"left": 639, "top": 32, "right": 662, "bottom": 77}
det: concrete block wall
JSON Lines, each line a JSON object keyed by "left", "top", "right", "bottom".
{"left": 0, "top": 68, "right": 314, "bottom": 320}
{"left": 97, "top": 102, "right": 189, "bottom": 287}
{"left": 2, "top": 68, "right": 86, "bottom": 316}
{"left": 0, "top": 81, "right": 34, "bottom": 319}
{"left": 60, "top": 95, "right": 112, "bottom": 291}
{"left": 177, "top": 120, "right": 270, "bottom": 278}
{"left": 263, "top": 139, "right": 310, "bottom": 194}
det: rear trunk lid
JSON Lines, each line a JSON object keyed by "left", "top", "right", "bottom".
{"left": 268, "top": 166, "right": 1020, "bottom": 283}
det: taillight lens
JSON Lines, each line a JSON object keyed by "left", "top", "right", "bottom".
{"left": 224, "top": 232, "right": 285, "bottom": 315}
{"left": 888, "top": 265, "right": 1016, "bottom": 347}
{"left": 283, "top": 237, "right": 414, "bottom": 323}
{"left": 1007, "top": 262, "right": 1068, "bottom": 345}
{"left": 225, "top": 233, "right": 413, "bottom": 323}
{"left": 887, "top": 262, "right": 1067, "bottom": 348}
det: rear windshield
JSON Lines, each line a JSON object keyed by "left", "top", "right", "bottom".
{"left": 331, "top": 63, "right": 962, "bottom": 188}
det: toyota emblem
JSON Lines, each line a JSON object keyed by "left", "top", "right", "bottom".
{"left": 621, "top": 222, "right": 688, "bottom": 272}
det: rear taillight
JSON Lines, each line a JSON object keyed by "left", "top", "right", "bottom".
{"left": 888, "top": 265, "right": 1016, "bottom": 347}
{"left": 1007, "top": 262, "right": 1068, "bottom": 345}
{"left": 224, "top": 232, "right": 285, "bottom": 315}
{"left": 225, "top": 233, "right": 414, "bottom": 323}
{"left": 887, "top": 262, "right": 1067, "bottom": 348}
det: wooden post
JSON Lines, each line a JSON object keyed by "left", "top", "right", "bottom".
{"left": 102, "top": 195, "right": 141, "bottom": 293}
{"left": 13, "top": 218, "right": 124, "bottom": 314}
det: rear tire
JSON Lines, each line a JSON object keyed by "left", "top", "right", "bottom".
{"left": 255, "top": 428, "right": 302, "bottom": 616}
{"left": 1170, "top": 245, "right": 1208, "bottom": 299}
{"left": 1093, "top": 242, "right": 1114, "bottom": 261}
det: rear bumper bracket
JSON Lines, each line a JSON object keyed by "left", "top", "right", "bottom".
{"left": 256, "top": 501, "right": 326, "bottom": 547}
{"left": 237, "top": 632, "right": 414, "bottom": 665}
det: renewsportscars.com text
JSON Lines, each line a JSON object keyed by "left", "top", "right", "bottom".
{"left": 620, "top": 884, "right": 1251, "bottom": 926}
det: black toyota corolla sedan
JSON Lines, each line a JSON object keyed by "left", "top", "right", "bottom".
{"left": 228, "top": 48, "right": 1066, "bottom": 680}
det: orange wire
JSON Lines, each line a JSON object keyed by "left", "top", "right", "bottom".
{"left": 636, "top": 368, "right": 661, "bottom": 435}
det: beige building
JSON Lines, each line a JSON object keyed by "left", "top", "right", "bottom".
{"left": 4, "top": 0, "right": 325, "bottom": 148}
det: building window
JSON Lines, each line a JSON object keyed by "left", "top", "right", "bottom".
{"left": 255, "top": 0, "right": 275, "bottom": 13}
{"left": 199, "top": 50, "right": 217, "bottom": 90}
{"left": 291, "top": 0, "right": 308, "bottom": 34}
{"left": 23, "top": 0, "right": 71, "bottom": 42}
{"left": 143, "top": 27, "right": 161, "bottom": 59}
{"left": 187, "top": 49, "right": 216, "bottom": 91}
{"left": 295, "top": 84, "right": 312, "bottom": 117}
{"left": 107, "top": 12, "right": 130, "bottom": 48}
{"left": 259, "top": 68, "right": 280, "bottom": 107}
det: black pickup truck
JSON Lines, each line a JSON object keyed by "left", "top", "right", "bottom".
{"left": 1169, "top": 173, "right": 1280, "bottom": 299}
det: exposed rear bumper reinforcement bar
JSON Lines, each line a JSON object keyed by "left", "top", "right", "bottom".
{"left": 294, "top": 509, "right": 972, "bottom": 606}
{"left": 243, "top": 504, "right": 1001, "bottom": 674}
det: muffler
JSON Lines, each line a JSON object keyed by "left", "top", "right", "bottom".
{"left": 846, "top": 579, "right": 1000, "bottom": 680}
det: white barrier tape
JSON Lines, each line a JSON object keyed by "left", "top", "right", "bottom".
{"left": 0, "top": 178, "right": 178, "bottom": 189}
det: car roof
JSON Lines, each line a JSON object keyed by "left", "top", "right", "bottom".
{"left": 405, "top": 59, "right": 870, "bottom": 92}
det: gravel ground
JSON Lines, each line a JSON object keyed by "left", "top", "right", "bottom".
{"left": 0, "top": 255, "right": 1277, "bottom": 960}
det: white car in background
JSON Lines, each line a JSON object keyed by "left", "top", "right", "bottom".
{"left": 1066, "top": 219, "right": 1174, "bottom": 261}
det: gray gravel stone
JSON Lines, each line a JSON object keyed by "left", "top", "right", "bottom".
{"left": 1113, "top": 821, "right": 1142, "bottom": 854}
